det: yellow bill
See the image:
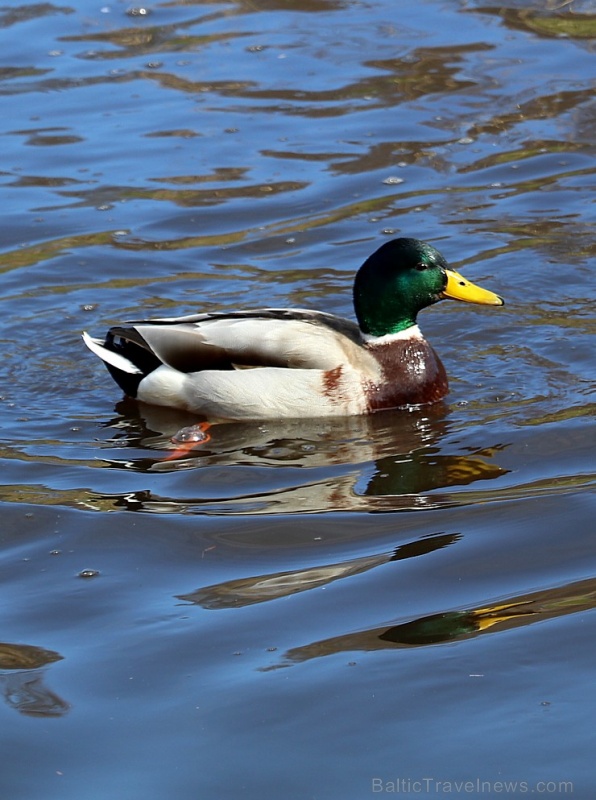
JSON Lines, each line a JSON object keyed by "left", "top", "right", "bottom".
{"left": 442, "top": 269, "right": 504, "bottom": 306}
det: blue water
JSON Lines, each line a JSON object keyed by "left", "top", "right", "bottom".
{"left": 0, "top": 0, "right": 595, "bottom": 797}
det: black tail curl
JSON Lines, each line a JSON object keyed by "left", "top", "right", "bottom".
{"left": 102, "top": 327, "right": 162, "bottom": 398}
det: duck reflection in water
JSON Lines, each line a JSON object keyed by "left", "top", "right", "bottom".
{"left": 0, "top": 642, "right": 70, "bottom": 717}
{"left": 93, "top": 401, "right": 509, "bottom": 516}
{"left": 259, "top": 578, "right": 596, "bottom": 670}
{"left": 179, "top": 532, "right": 460, "bottom": 609}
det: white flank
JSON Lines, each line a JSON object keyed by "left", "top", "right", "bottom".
{"left": 137, "top": 364, "right": 368, "bottom": 419}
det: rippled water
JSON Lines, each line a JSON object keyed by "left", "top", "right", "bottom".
{"left": 1, "top": 0, "right": 595, "bottom": 797}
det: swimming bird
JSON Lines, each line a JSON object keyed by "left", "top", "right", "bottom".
{"left": 83, "top": 237, "right": 503, "bottom": 420}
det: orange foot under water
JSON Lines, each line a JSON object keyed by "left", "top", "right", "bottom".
{"left": 163, "top": 422, "right": 212, "bottom": 460}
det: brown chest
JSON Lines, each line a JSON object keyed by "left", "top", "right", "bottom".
{"left": 365, "top": 339, "right": 449, "bottom": 411}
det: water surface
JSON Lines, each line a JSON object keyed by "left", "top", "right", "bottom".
{"left": 0, "top": 0, "right": 595, "bottom": 797}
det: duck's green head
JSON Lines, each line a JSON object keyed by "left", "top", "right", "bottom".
{"left": 353, "top": 237, "right": 504, "bottom": 336}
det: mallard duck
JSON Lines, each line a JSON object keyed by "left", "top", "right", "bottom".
{"left": 83, "top": 237, "right": 503, "bottom": 419}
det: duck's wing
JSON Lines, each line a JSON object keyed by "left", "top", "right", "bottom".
{"left": 89, "top": 309, "right": 366, "bottom": 376}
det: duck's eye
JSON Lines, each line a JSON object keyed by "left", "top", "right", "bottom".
{"left": 414, "top": 263, "right": 427, "bottom": 271}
